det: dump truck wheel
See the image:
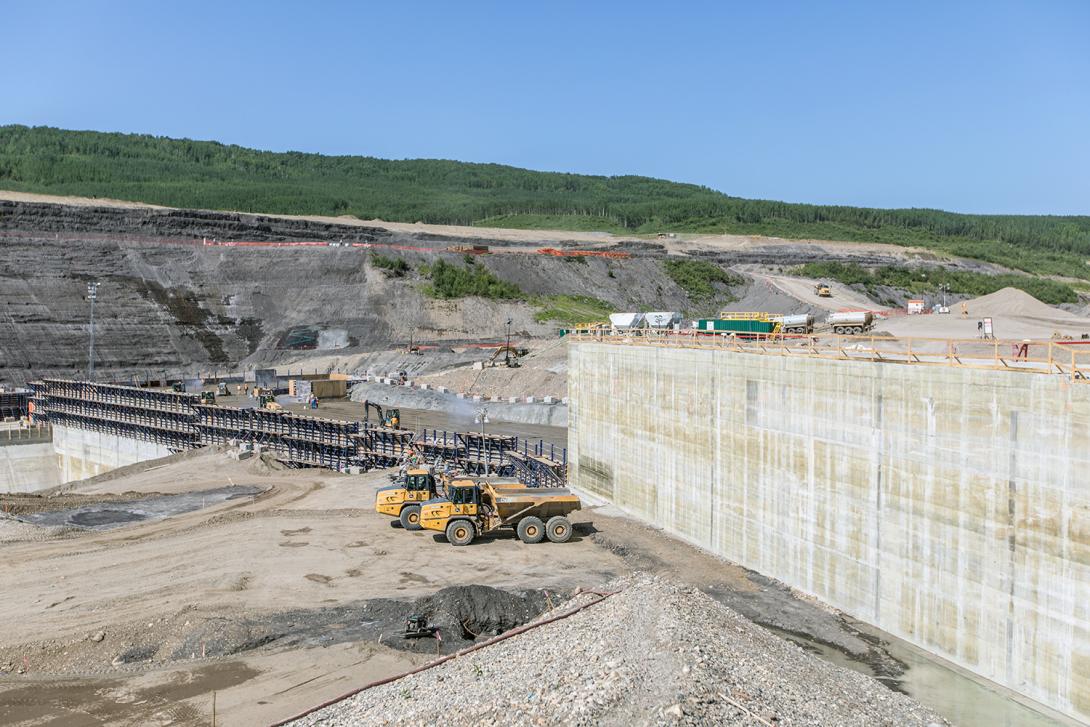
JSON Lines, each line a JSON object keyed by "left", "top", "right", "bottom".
{"left": 545, "top": 516, "right": 573, "bottom": 543}
{"left": 834, "top": 326, "right": 844, "bottom": 335}
{"left": 517, "top": 517, "right": 545, "bottom": 544}
{"left": 400, "top": 505, "right": 422, "bottom": 531}
{"left": 446, "top": 520, "right": 475, "bottom": 546}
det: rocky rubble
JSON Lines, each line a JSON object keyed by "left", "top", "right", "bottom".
{"left": 289, "top": 574, "right": 948, "bottom": 727}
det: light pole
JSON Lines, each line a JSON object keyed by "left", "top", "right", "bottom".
{"left": 474, "top": 406, "right": 490, "bottom": 473}
{"left": 87, "top": 281, "right": 99, "bottom": 380}
{"left": 939, "top": 283, "right": 949, "bottom": 309}
{"left": 504, "top": 318, "right": 512, "bottom": 367}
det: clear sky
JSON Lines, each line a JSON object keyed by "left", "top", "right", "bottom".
{"left": 2, "top": 1, "right": 1088, "bottom": 215}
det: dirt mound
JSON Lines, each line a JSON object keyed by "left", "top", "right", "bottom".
{"left": 291, "top": 573, "right": 947, "bottom": 727}
{"left": 412, "top": 584, "right": 555, "bottom": 642}
{"left": 962, "top": 287, "right": 1070, "bottom": 319}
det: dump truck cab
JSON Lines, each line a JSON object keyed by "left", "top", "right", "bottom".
{"left": 420, "top": 480, "right": 581, "bottom": 547}
{"left": 375, "top": 468, "right": 439, "bottom": 530}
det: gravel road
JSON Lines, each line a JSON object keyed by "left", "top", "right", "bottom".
{"left": 289, "top": 574, "right": 948, "bottom": 727}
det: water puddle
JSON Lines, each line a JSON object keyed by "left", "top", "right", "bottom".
{"left": 16, "top": 485, "right": 263, "bottom": 531}
{"left": 766, "top": 625, "right": 1067, "bottom": 726}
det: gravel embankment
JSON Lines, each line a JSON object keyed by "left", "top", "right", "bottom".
{"left": 289, "top": 574, "right": 947, "bottom": 727}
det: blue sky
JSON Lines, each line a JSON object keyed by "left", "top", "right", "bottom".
{"left": 2, "top": 1, "right": 1088, "bottom": 215}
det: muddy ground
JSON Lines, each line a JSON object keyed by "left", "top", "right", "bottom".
{"left": 0, "top": 448, "right": 913, "bottom": 726}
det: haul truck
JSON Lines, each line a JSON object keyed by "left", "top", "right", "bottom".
{"left": 375, "top": 468, "right": 439, "bottom": 530}
{"left": 420, "top": 480, "right": 582, "bottom": 546}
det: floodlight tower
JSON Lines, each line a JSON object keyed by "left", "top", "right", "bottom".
{"left": 87, "top": 281, "right": 99, "bottom": 380}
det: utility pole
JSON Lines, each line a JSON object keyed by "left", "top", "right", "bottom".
{"left": 939, "top": 283, "right": 949, "bottom": 309}
{"left": 87, "top": 281, "right": 99, "bottom": 380}
{"left": 504, "top": 318, "right": 512, "bottom": 367}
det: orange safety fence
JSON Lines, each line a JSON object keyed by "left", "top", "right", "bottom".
{"left": 536, "top": 247, "right": 631, "bottom": 259}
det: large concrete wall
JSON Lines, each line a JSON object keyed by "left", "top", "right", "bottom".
{"left": 569, "top": 341, "right": 1090, "bottom": 722}
{"left": 51, "top": 425, "right": 171, "bottom": 482}
{"left": 0, "top": 442, "right": 62, "bottom": 493}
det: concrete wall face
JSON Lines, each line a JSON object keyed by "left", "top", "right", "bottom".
{"left": 569, "top": 342, "right": 1090, "bottom": 721}
{"left": 0, "top": 442, "right": 63, "bottom": 493}
{"left": 51, "top": 425, "right": 171, "bottom": 482}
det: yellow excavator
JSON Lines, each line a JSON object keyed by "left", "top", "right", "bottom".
{"left": 362, "top": 400, "right": 400, "bottom": 428}
{"left": 375, "top": 468, "right": 438, "bottom": 529}
{"left": 420, "top": 479, "right": 581, "bottom": 546}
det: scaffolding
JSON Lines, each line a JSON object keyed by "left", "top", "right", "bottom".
{"left": 30, "top": 379, "right": 569, "bottom": 480}
{"left": 194, "top": 405, "right": 361, "bottom": 471}
{"left": 0, "top": 390, "right": 31, "bottom": 419}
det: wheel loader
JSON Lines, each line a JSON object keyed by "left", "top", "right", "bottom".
{"left": 375, "top": 468, "right": 439, "bottom": 530}
{"left": 419, "top": 480, "right": 581, "bottom": 546}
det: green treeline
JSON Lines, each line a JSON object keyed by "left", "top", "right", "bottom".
{"left": 2, "top": 125, "right": 1090, "bottom": 277}
{"left": 795, "top": 262, "right": 1078, "bottom": 305}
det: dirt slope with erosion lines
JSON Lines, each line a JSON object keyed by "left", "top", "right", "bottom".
{"left": 0, "top": 195, "right": 1016, "bottom": 386}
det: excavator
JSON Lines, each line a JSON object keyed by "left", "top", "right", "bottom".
{"left": 362, "top": 400, "right": 401, "bottom": 428}
{"left": 488, "top": 345, "right": 526, "bottom": 368}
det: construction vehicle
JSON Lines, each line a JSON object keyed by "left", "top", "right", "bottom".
{"left": 254, "top": 387, "right": 282, "bottom": 410}
{"left": 826, "top": 311, "right": 874, "bottom": 335}
{"left": 363, "top": 400, "right": 401, "bottom": 428}
{"left": 199, "top": 391, "right": 216, "bottom": 405}
{"left": 488, "top": 345, "right": 526, "bottom": 368}
{"left": 171, "top": 382, "right": 185, "bottom": 393}
{"left": 814, "top": 283, "right": 832, "bottom": 298}
{"left": 773, "top": 313, "right": 815, "bottom": 334}
{"left": 217, "top": 382, "right": 230, "bottom": 396}
{"left": 375, "top": 467, "right": 438, "bottom": 529}
{"left": 420, "top": 480, "right": 582, "bottom": 546}
{"left": 402, "top": 614, "right": 439, "bottom": 639}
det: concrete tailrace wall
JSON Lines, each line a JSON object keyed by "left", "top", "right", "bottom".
{"left": 568, "top": 340, "right": 1090, "bottom": 722}
{"left": 51, "top": 424, "right": 171, "bottom": 483}
{"left": 0, "top": 441, "right": 62, "bottom": 493}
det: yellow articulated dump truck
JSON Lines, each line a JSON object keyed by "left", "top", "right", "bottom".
{"left": 375, "top": 468, "right": 439, "bottom": 530}
{"left": 420, "top": 480, "right": 581, "bottom": 546}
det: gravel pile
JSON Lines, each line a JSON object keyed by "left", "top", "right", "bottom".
{"left": 289, "top": 574, "right": 947, "bottom": 726}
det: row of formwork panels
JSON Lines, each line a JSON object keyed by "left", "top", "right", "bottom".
{"left": 35, "top": 379, "right": 198, "bottom": 413}
{"left": 44, "top": 398, "right": 197, "bottom": 434}
{"left": 46, "top": 411, "right": 200, "bottom": 450}
{"left": 0, "top": 390, "right": 30, "bottom": 418}
{"left": 194, "top": 405, "right": 360, "bottom": 446}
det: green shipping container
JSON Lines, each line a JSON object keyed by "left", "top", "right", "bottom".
{"left": 696, "top": 319, "right": 776, "bottom": 333}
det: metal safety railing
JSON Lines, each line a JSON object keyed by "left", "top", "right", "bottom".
{"left": 567, "top": 329, "right": 1090, "bottom": 382}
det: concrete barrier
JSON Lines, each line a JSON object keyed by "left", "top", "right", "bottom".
{"left": 51, "top": 424, "right": 171, "bottom": 483}
{"left": 568, "top": 340, "right": 1090, "bottom": 722}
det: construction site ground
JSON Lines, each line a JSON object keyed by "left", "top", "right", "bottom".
{"left": 0, "top": 446, "right": 1016, "bottom": 727}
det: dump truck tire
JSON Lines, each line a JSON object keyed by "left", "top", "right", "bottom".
{"left": 446, "top": 520, "right": 475, "bottom": 546}
{"left": 517, "top": 517, "right": 545, "bottom": 544}
{"left": 546, "top": 516, "right": 573, "bottom": 543}
{"left": 400, "top": 505, "right": 422, "bottom": 531}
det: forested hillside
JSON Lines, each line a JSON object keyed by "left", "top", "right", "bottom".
{"left": 2, "top": 125, "right": 1089, "bottom": 277}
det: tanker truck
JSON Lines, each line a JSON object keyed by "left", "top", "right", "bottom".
{"left": 774, "top": 313, "right": 814, "bottom": 334}
{"left": 826, "top": 311, "right": 874, "bottom": 335}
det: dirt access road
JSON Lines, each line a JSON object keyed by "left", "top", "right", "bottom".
{"left": 0, "top": 447, "right": 909, "bottom": 726}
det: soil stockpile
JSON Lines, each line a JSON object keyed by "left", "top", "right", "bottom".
{"left": 289, "top": 574, "right": 947, "bottom": 727}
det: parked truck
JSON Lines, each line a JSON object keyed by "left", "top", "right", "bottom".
{"left": 375, "top": 468, "right": 439, "bottom": 530}
{"left": 419, "top": 479, "right": 582, "bottom": 546}
{"left": 775, "top": 313, "right": 815, "bottom": 334}
{"left": 826, "top": 311, "right": 874, "bottom": 335}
